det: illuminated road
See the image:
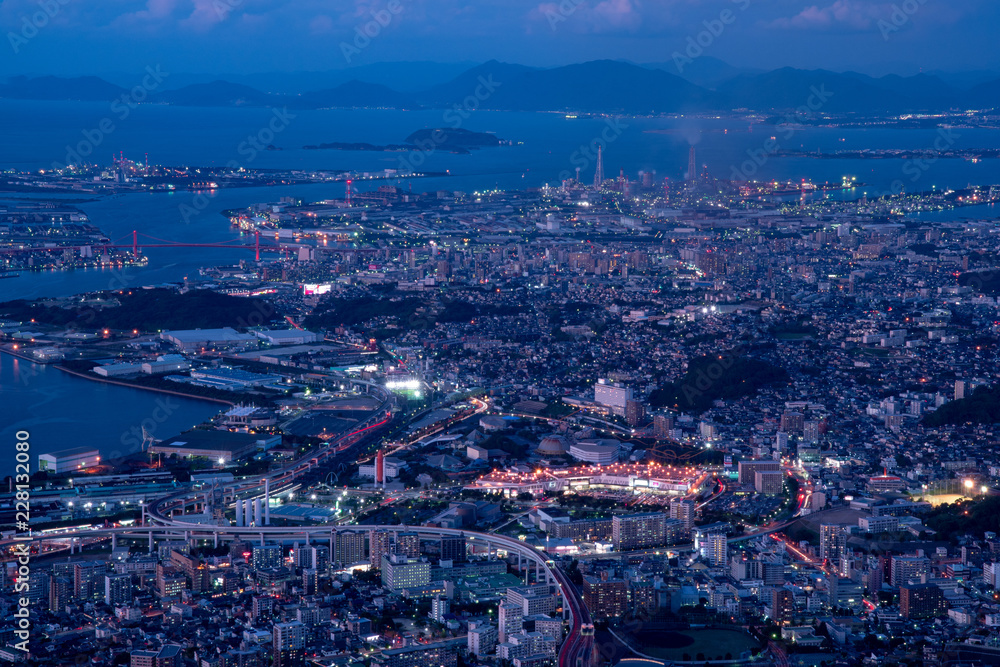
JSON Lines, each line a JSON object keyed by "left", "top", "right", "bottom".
{"left": 402, "top": 397, "right": 490, "bottom": 448}
{"left": 8, "top": 383, "right": 593, "bottom": 666}
{"left": 696, "top": 477, "right": 726, "bottom": 510}
{"left": 571, "top": 518, "right": 798, "bottom": 561}
{"left": 10, "top": 521, "right": 587, "bottom": 663}
{"left": 768, "top": 640, "right": 790, "bottom": 667}
{"left": 555, "top": 562, "right": 592, "bottom": 667}
{"left": 146, "top": 379, "right": 394, "bottom": 525}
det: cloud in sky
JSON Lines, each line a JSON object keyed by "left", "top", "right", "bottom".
{"left": 765, "top": 0, "right": 890, "bottom": 31}
{"left": 1, "top": 0, "right": 996, "bottom": 75}
{"left": 528, "top": 0, "right": 675, "bottom": 34}
{"left": 179, "top": 0, "right": 234, "bottom": 31}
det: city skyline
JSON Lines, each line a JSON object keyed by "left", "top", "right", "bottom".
{"left": 6, "top": 1, "right": 1000, "bottom": 666}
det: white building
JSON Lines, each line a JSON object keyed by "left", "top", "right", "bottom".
{"left": 358, "top": 457, "right": 404, "bottom": 480}
{"left": 498, "top": 631, "right": 557, "bottom": 662}
{"left": 94, "top": 362, "right": 143, "bottom": 377}
{"left": 254, "top": 329, "right": 320, "bottom": 346}
{"left": 467, "top": 444, "right": 489, "bottom": 460}
{"left": 568, "top": 441, "right": 619, "bottom": 464}
{"left": 702, "top": 532, "right": 727, "bottom": 568}
{"left": 431, "top": 596, "right": 450, "bottom": 623}
{"left": 39, "top": 447, "right": 101, "bottom": 473}
{"left": 498, "top": 601, "right": 523, "bottom": 642}
{"left": 31, "top": 347, "right": 64, "bottom": 362}
{"left": 160, "top": 328, "right": 258, "bottom": 352}
{"left": 380, "top": 554, "right": 430, "bottom": 592}
{"left": 984, "top": 562, "right": 1000, "bottom": 589}
{"left": 468, "top": 622, "right": 498, "bottom": 656}
{"left": 594, "top": 379, "right": 633, "bottom": 416}
{"left": 142, "top": 355, "right": 191, "bottom": 374}
{"left": 272, "top": 621, "right": 306, "bottom": 664}
{"left": 507, "top": 586, "right": 557, "bottom": 617}
{"left": 222, "top": 405, "right": 277, "bottom": 429}
{"left": 859, "top": 516, "right": 899, "bottom": 533}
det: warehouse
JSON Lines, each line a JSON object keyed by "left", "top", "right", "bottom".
{"left": 148, "top": 431, "right": 280, "bottom": 463}
{"left": 39, "top": 447, "right": 101, "bottom": 473}
{"left": 253, "top": 329, "right": 320, "bottom": 346}
{"left": 160, "top": 328, "right": 258, "bottom": 352}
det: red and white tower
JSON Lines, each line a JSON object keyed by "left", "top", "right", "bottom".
{"left": 375, "top": 449, "right": 386, "bottom": 487}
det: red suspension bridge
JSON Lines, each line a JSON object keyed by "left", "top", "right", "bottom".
{"left": 1, "top": 230, "right": 378, "bottom": 262}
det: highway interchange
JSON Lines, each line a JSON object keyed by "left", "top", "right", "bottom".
{"left": 9, "top": 382, "right": 812, "bottom": 667}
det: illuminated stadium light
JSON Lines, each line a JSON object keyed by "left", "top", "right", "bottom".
{"left": 385, "top": 379, "right": 421, "bottom": 390}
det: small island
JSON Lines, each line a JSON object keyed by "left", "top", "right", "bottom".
{"left": 304, "top": 127, "right": 509, "bottom": 155}
{"left": 774, "top": 148, "right": 1000, "bottom": 161}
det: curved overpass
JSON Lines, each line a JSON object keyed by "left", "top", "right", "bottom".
{"left": 13, "top": 379, "right": 593, "bottom": 663}
{"left": 16, "top": 522, "right": 587, "bottom": 660}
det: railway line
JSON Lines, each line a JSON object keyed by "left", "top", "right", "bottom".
{"left": 6, "top": 382, "right": 596, "bottom": 666}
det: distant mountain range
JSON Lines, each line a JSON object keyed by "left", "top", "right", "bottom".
{"left": 5, "top": 60, "right": 1000, "bottom": 114}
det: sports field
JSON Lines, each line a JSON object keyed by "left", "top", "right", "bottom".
{"left": 633, "top": 628, "right": 761, "bottom": 662}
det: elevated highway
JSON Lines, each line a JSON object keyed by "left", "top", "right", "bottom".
{"left": 13, "top": 521, "right": 590, "bottom": 665}
{"left": 8, "top": 379, "right": 600, "bottom": 663}
{"left": 147, "top": 378, "right": 393, "bottom": 524}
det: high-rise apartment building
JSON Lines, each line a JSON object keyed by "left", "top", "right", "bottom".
{"left": 104, "top": 573, "right": 132, "bottom": 606}
{"left": 669, "top": 498, "right": 694, "bottom": 536}
{"left": 899, "top": 583, "right": 946, "bottom": 619}
{"left": 273, "top": 621, "right": 306, "bottom": 667}
{"left": 582, "top": 572, "right": 627, "bottom": 620}
{"left": 612, "top": 512, "right": 666, "bottom": 550}
{"left": 702, "top": 533, "right": 728, "bottom": 568}
{"left": 335, "top": 530, "right": 367, "bottom": 568}
{"left": 819, "top": 525, "right": 848, "bottom": 564}
{"left": 381, "top": 554, "right": 430, "bottom": 592}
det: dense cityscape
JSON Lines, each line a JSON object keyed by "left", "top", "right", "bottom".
{"left": 5, "top": 145, "right": 1000, "bottom": 666}
{"left": 6, "top": 2, "right": 1000, "bottom": 667}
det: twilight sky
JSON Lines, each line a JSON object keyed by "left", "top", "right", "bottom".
{"left": 1, "top": 0, "right": 996, "bottom": 77}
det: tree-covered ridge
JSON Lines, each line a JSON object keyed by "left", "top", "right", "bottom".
{"left": 649, "top": 354, "right": 789, "bottom": 413}
{"left": 924, "top": 385, "right": 1000, "bottom": 426}
{"left": 0, "top": 289, "right": 273, "bottom": 331}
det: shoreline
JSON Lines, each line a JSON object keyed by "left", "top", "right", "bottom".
{"left": 46, "top": 358, "right": 236, "bottom": 407}
{"left": 0, "top": 170, "right": 449, "bottom": 197}
{"left": 1, "top": 348, "right": 49, "bottom": 364}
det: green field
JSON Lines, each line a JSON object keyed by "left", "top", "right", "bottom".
{"left": 634, "top": 628, "right": 761, "bottom": 662}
